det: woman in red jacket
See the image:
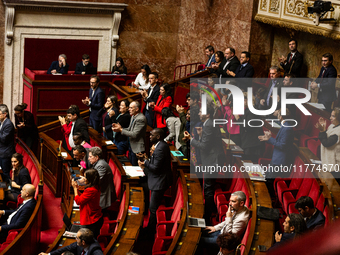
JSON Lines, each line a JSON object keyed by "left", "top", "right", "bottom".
{"left": 72, "top": 169, "right": 103, "bottom": 239}
{"left": 150, "top": 83, "right": 173, "bottom": 131}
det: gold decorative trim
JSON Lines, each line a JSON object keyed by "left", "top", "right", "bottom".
{"left": 254, "top": 14, "right": 340, "bottom": 40}
{"left": 270, "top": 0, "right": 280, "bottom": 13}
{"left": 260, "top": 0, "right": 268, "bottom": 11}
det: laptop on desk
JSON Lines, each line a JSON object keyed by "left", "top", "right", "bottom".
{"left": 187, "top": 202, "right": 206, "bottom": 228}
{"left": 63, "top": 213, "right": 82, "bottom": 233}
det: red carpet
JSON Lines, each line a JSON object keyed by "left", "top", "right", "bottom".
{"left": 38, "top": 184, "right": 63, "bottom": 252}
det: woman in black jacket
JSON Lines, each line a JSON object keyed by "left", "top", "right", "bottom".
{"left": 97, "top": 95, "right": 118, "bottom": 140}
{"left": 6, "top": 153, "right": 32, "bottom": 202}
{"left": 110, "top": 99, "right": 131, "bottom": 155}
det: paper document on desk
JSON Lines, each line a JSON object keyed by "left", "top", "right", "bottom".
{"left": 63, "top": 231, "right": 77, "bottom": 238}
{"left": 123, "top": 166, "right": 145, "bottom": 177}
{"left": 222, "top": 139, "right": 236, "bottom": 145}
{"left": 105, "top": 140, "right": 114, "bottom": 145}
{"left": 73, "top": 200, "right": 79, "bottom": 209}
{"left": 61, "top": 152, "right": 68, "bottom": 158}
{"left": 242, "top": 162, "right": 266, "bottom": 181}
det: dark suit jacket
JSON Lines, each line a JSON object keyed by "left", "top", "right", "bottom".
{"left": 75, "top": 62, "right": 96, "bottom": 75}
{"left": 11, "top": 168, "right": 31, "bottom": 195}
{"left": 280, "top": 51, "right": 303, "bottom": 77}
{"left": 191, "top": 118, "right": 223, "bottom": 167}
{"left": 2, "top": 198, "right": 37, "bottom": 234}
{"left": 306, "top": 208, "right": 325, "bottom": 231}
{"left": 315, "top": 64, "right": 338, "bottom": 103}
{"left": 0, "top": 118, "right": 15, "bottom": 158}
{"left": 74, "top": 117, "right": 90, "bottom": 143}
{"left": 267, "top": 122, "right": 295, "bottom": 167}
{"left": 97, "top": 107, "right": 118, "bottom": 140}
{"left": 235, "top": 63, "right": 254, "bottom": 78}
{"left": 112, "top": 112, "right": 131, "bottom": 143}
{"left": 50, "top": 240, "right": 103, "bottom": 255}
{"left": 47, "top": 61, "right": 69, "bottom": 74}
{"left": 143, "top": 85, "right": 160, "bottom": 117}
{"left": 261, "top": 79, "right": 282, "bottom": 110}
{"left": 15, "top": 111, "right": 39, "bottom": 142}
{"left": 144, "top": 140, "right": 172, "bottom": 191}
{"left": 89, "top": 87, "right": 106, "bottom": 122}
{"left": 217, "top": 56, "right": 240, "bottom": 78}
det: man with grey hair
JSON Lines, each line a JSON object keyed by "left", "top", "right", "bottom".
{"left": 198, "top": 191, "right": 250, "bottom": 253}
{"left": 0, "top": 104, "right": 15, "bottom": 182}
{"left": 112, "top": 101, "right": 147, "bottom": 166}
{"left": 87, "top": 147, "right": 115, "bottom": 211}
{"left": 47, "top": 54, "right": 69, "bottom": 74}
{"left": 39, "top": 228, "right": 103, "bottom": 255}
{"left": 260, "top": 66, "right": 282, "bottom": 110}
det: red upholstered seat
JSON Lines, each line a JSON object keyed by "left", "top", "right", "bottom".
{"left": 98, "top": 191, "right": 126, "bottom": 249}
{"left": 173, "top": 86, "right": 189, "bottom": 108}
{"left": 323, "top": 205, "right": 330, "bottom": 227}
{"left": 156, "top": 178, "right": 183, "bottom": 223}
{"left": 0, "top": 229, "right": 23, "bottom": 251}
{"left": 316, "top": 193, "right": 325, "bottom": 212}
{"left": 282, "top": 178, "right": 316, "bottom": 214}
{"left": 239, "top": 218, "right": 252, "bottom": 255}
{"left": 90, "top": 137, "right": 100, "bottom": 147}
{"left": 306, "top": 139, "right": 321, "bottom": 158}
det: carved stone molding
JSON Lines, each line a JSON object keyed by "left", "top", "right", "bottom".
{"left": 112, "top": 12, "right": 122, "bottom": 48}
{"left": 256, "top": 0, "right": 340, "bottom": 40}
{"left": 5, "top": 7, "right": 15, "bottom": 45}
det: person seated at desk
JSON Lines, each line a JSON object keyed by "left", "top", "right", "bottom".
{"left": 14, "top": 103, "right": 38, "bottom": 150}
{"left": 295, "top": 196, "right": 325, "bottom": 231}
{"left": 131, "top": 64, "right": 151, "bottom": 90}
{"left": 0, "top": 184, "right": 36, "bottom": 237}
{"left": 268, "top": 213, "right": 307, "bottom": 251}
{"left": 75, "top": 54, "right": 96, "bottom": 75}
{"left": 73, "top": 132, "right": 92, "bottom": 149}
{"left": 111, "top": 57, "right": 127, "bottom": 74}
{"left": 39, "top": 228, "right": 103, "bottom": 255}
{"left": 72, "top": 169, "right": 103, "bottom": 239}
{"left": 6, "top": 153, "right": 32, "bottom": 203}
{"left": 47, "top": 54, "right": 69, "bottom": 74}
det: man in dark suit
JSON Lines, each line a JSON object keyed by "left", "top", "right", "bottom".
{"left": 258, "top": 108, "right": 295, "bottom": 196}
{"left": 82, "top": 75, "right": 105, "bottom": 133}
{"left": 205, "top": 45, "right": 216, "bottom": 69}
{"left": 294, "top": 196, "right": 325, "bottom": 231}
{"left": 0, "top": 104, "right": 15, "bottom": 182}
{"left": 310, "top": 53, "right": 337, "bottom": 112}
{"left": 279, "top": 39, "right": 303, "bottom": 77}
{"left": 74, "top": 54, "right": 96, "bottom": 75}
{"left": 216, "top": 47, "right": 240, "bottom": 78}
{"left": 138, "top": 128, "right": 172, "bottom": 234}
{"left": 259, "top": 66, "right": 282, "bottom": 110}
{"left": 39, "top": 228, "right": 103, "bottom": 255}
{"left": 112, "top": 101, "right": 147, "bottom": 166}
{"left": 63, "top": 107, "right": 90, "bottom": 154}
{"left": 47, "top": 54, "right": 69, "bottom": 74}
{"left": 73, "top": 145, "right": 90, "bottom": 171}
{"left": 185, "top": 104, "right": 224, "bottom": 224}
{"left": 0, "top": 184, "right": 36, "bottom": 236}
{"left": 142, "top": 72, "right": 160, "bottom": 127}
{"left": 227, "top": 51, "right": 255, "bottom": 91}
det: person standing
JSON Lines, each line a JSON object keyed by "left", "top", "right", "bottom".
{"left": 14, "top": 103, "right": 39, "bottom": 150}
{"left": 278, "top": 39, "right": 303, "bottom": 77}
{"left": 138, "top": 128, "right": 172, "bottom": 234}
{"left": 112, "top": 101, "right": 147, "bottom": 166}
{"left": 0, "top": 105, "right": 15, "bottom": 182}
{"left": 82, "top": 75, "right": 105, "bottom": 133}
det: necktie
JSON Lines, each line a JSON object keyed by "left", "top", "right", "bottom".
{"left": 321, "top": 69, "right": 326, "bottom": 78}
{"left": 288, "top": 54, "right": 293, "bottom": 64}
{"left": 81, "top": 250, "right": 85, "bottom": 255}
{"left": 267, "top": 81, "right": 276, "bottom": 105}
